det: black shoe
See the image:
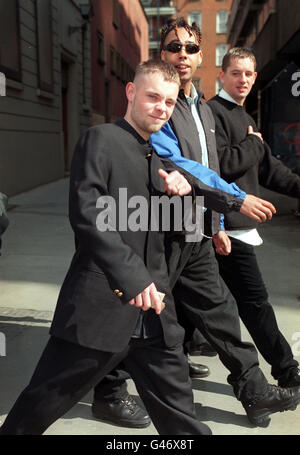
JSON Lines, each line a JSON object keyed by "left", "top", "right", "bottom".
{"left": 189, "top": 361, "right": 210, "bottom": 378}
{"left": 187, "top": 342, "right": 217, "bottom": 357}
{"left": 278, "top": 368, "right": 300, "bottom": 388}
{"left": 243, "top": 384, "right": 300, "bottom": 427}
{"left": 92, "top": 394, "right": 151, "bottom": 428}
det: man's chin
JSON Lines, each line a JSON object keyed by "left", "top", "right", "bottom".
{"left": 149, "top": 122, "right": 167, "bottom": 134}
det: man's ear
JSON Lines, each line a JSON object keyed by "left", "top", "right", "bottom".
{"left": 161, "top": 50, "right": 166, "bottom": 62}
{"left": 219, "top": 71, "right": 225, "bottom": 85}
{"left": 126, "top": 82, "right": 135, "bottom": 102}
{"left": 198, "top": 50, "right": 203, "bottom": 66}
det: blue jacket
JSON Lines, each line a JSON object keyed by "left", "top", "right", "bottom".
{"left": 150, "top": 122, "right": 246, "bottom": 230}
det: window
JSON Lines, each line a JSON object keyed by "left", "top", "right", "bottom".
{"left": 216, "top": 10, "right": 228, "bottom": 34}
{"left": 36, "top": 0, "right": 54, "bottom": 92}
{"left": 113, "top": 0, "right": 119, "bottom": 28}
{"left": 216, "top": 77, "right": 222, "bottom": 94}
{"left": 149, "top": 49, "right": 159, "bottom": 60}
{"left": 216, "top": 44, "right": 227, "bottom": 66}
{"left": 116, "top": 52, "right": 122, "bottom": 80}
{"left": 149, "top": 17, "right": 154, "bottom": 40}
{"left": 0, "top": 0, "right": 21, "bottom": 81}
{"left": 110, "top": 46, "right": 117, "bottom": 74}
{"left": 97, "top": 32, "right": 106, "bottom": 65}
{"left": 188, "top": 11, "right": 202, "bottom": 30}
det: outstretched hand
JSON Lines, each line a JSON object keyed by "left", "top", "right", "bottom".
{"left": 158, "top": 169, "right": 192, "bottom": 196}
{"left": 240, "top": 194, "right": 276, "bottom": 222}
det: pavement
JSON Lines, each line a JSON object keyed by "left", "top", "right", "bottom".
{"left": 0, "top": 178, "right": 300, "bottom": 437}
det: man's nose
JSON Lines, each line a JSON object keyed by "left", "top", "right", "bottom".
{"left": 178, "top": 46, "right": 188, "bottom": 57}
{"left": 240, "top": 73, "right": 247, "bottom": 82}
{"left": 155, "top": 100, "right": 166, "bottom": 112}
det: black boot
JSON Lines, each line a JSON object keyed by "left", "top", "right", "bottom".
{"left": 242, "top": 384, "right": 300, "bottom": 427}
{"left": 92, "top": 393, "right": 151, "bottom": 428}
{"left": 278, "top": 368, "right": 300, "bottom": 388}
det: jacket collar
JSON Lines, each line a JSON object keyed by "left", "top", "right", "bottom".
{"left": 178, "top": 88, "right": 205, "bottom": 103}
{"left": 115, "top": 118, "right": 147, "bottom": 144}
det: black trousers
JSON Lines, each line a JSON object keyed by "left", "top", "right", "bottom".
{"left": 216, "top": 236, "right": 298, "bottom": 382}
{"left": 95, "top": 239, "right": 269, "bottom": 405}
{"left": 0, "top": 336, "right": 211, "bottom": 435}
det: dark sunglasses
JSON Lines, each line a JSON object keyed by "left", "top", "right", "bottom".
{"left": 163, "top": 42, "right": 200, "bottom": 54}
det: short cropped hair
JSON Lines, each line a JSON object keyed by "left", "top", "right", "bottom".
{"left": 134, "top": 59, "right": 180, "bottom": 86}
{"left": 222, "top": 47, "right": 257, "bottom": 72}
{"left": 160, "top": 17, "right": 202, "bottom": 52}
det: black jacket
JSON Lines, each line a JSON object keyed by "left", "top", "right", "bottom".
{"left": 50, "top": 121, "right": 185, "bottom": 352}
{"left": 208, "top": 95, "right": 300, "bottom": 230}
{"left": 162, "top": 90, "right": 227, "bottom": 286}
{"left": 169, "top": 89, "right": 222, "bottom": 236}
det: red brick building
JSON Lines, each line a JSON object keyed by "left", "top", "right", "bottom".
{"left": 176, "top": 0, "right": 232, "bottom": 100}
{"left": 91, "top": 0, "right": 149, "bottom": 124}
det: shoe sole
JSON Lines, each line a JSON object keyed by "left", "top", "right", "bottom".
{"left": 92, "top": 411, "right": 151, "bottom": 429}
{"left": 190, "top": 371, "right": 210, "bottom": 379}
{"left": 248, "top": 396, "right": 300, "bottom": 427}
{"left": 189, "top": 351, "right": 217, "bottom": 357}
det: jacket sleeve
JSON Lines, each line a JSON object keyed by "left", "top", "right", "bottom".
{"left": 69, "top": 126, "right": 153, "bottom": 302}
{"left": 150, "top": 123, "right": 246, "bottom": 214}
{"left": 259, "top": 142, "right": 300, "bottom": 198}
{"left": 212, "top": 111, "right": 265, "bottom": 182}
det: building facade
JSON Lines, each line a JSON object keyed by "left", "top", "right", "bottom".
{"left": 227, "top": 0, "right": 300, "bottom": 175}
{"left": 0, "top": 0, "right": 93, "bottom": 196}
{"left": 176, "top": 0, "right": 232, "bottom": 100}
{"left": 91, "top": 0, "right": 149, "bottom": 125}
{"left": 141, "top": 0, "right": 176, "bottom": 60}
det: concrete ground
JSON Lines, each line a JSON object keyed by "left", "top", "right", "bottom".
{"left": 0, "top": 178, "right": 299, "bottom": 436}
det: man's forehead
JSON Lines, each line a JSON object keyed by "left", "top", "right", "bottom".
{"left": 164, "top": 27, "right": 197, "bottom": 44}
{"left": 145, "top": 82, "right": 179, "bottom": 99}
{"left": 136, "top": 71, "right": 179, "bottom": 98}
{"left": 227, "top": 57, "right": 255, "bottom": 71}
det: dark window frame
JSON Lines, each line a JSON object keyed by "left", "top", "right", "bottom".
{"left": 97, "top": 31, "right": 106, "bottom": 66}
{"left": 0, "top": 0, "right": 22, "bottom": 82}
{"left": 35, "top": 0, "right": 54, "bottom": 93}
{"left": 112, "top": 0, "right": 119, "bottom": 29}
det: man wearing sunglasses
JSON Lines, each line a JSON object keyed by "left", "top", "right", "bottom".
{"left": 151, "top": 16, "right": 300, "bottom": 426}
{"left": 91, "top": 18, "right": 300, "bottom": 429}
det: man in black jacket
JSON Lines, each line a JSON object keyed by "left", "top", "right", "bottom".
{"left": 0, "top": 60, "right": 213, "bottom": 435}
{"left": 92, "top": 18, "right": 300, "bottom": 429}
{"left": 2, "top": 58, "right": 272, "bottom": 435}
{"left": 208, "top": 47, "right": 300, "bottom": 388}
